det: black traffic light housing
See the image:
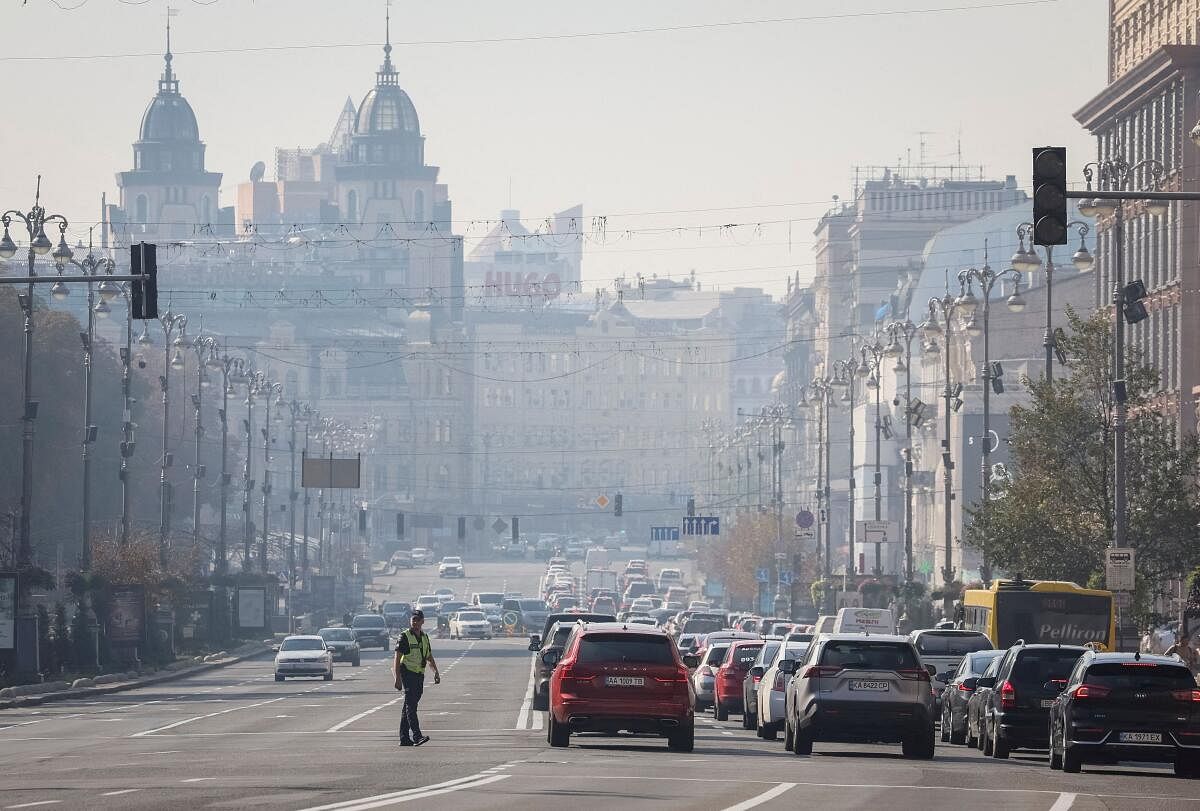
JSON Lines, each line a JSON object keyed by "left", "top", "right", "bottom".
{"left": 396, "top": 511, "right": 405, "bottom": 539}
{"left": 358, "top": 507, "right": 367, "bottom": 534}
{"left": 1122, "top": 279, "right": 1149, "bottom": 324}
{"left": 1032, "top": 147, "right": 1068, "bottom": 246}
{"left": 130, "top": 242, "right": 159, "bottom": 319}
{"left": 614, "top": 493, "right": 623, "bottom": 517}
{"left": 512, "top": 517, "right": 519, "bottom": 542}
{"left": 457, "top": 516, "right": 466, "bottom": 541}
{"left": 686, "top": 497, "right": 695, "bottom": 517}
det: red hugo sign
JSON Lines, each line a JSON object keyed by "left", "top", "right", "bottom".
{"left": 483, "top": 271, "right": 562, "bottom": 298}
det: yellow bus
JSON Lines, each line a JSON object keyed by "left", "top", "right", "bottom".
{"left": 962, "top": 579, "right": 1116, "bottom": 650}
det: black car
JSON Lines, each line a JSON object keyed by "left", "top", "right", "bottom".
{"left": 938, "top": 648, "right": 1003, "bottom": 744}
{"left": 967, "top": 655, "right": 1001, "bottom": 749}
{"left": 317, "top": 626, "right": 361, "bottom": 666}
{"left": 743, "top": 640, "right": 781, "bottom": 731}
{"left": 535, "top": 612, "right": 617, "bottom": 649}
{"left": 381, "top": 601, "right": 412, "bottom": 632}
{"left": 530, "top": 621, "right": 580, "bottom": 711}
{"left": 1049, "top": 651, "right": 1200, "bottom": 776}
{"left": 350, "top": 613, "right": 391, "bottom": 650}
{"left": 978, "top": 642, "right": 1087, "bottom": 758}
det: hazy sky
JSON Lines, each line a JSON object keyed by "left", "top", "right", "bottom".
{"left": 2, "top": 0, "right": 1105, "bottom": 296}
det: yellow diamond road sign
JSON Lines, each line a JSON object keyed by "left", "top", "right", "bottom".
{"left": 595, "top": 495, "right": 610, "bottom": 509}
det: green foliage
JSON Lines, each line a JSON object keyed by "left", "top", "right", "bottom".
{"left": 51, "top": 603, "right": 71, "bottom": 675}
{"left": 965, "top": 309, "right": 1200, "bottom": 598}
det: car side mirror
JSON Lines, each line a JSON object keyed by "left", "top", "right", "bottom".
{"left": 683, "top": 654, "right": 700, "bottom": 669}
{"left": 750, "top": 666, "right": 765, "bottom": 678}
{"left": 271, "top": 645, "right": 280, "bottom": 653}
{"left": 962, "top": 677, "right": 978, "bottom": 691}
{"left": 925, "top": 663, "right": 938, "bottom": 678}
{"left": 977, "top": 676, "right": 996, "bottom": 689}
{"left": 528, "top": 639, "right": 541, "bottom": 652}
{"left": 935, "top": 672, "right": 949, "bottom": 684}
{"left": 541, "top": 650, "right": 561, "bottom": 668}
{"left": 778, "top": 659, "right": 797, "bottom": 675}
{"left": 528, "top": 634, "right": 541, "bottom": 650}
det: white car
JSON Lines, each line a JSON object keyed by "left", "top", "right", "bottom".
{"left": 438, "top": 556, "right": 465, "bottom": 578}
{"left": 411, "top": 547, "right": 433, "bottom": 565}
{"left": 755, "top": 641, "right": 809, "bottom": 739}
{"left": 414, "top": 595, "right": 441, "bottom": 615}
{"left": 274, "top": 635, "right": 333, "bottom": 682}
{"left": 449, "top": 610, "right": 493, "bottom": 640}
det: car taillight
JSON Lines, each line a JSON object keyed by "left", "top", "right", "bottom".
{"left": 803, "top": 666, "right": 841, "bottom": 679}
{"left": 655, "top": 669, "right": 690, "bottom": 685}
{"left": 1000, "top": 679, "right": 1016, "bottom": 709}
{"left": 752, "top": 674, "right": 762, "bottom": 684}
{"left": 559, "top": 665, "right": 595, "bottom": 686}
{"left": 1070, "top": 684, "right": 1111, "bottom": 700}
{"left": 772, "top": 671, "right": 787, "bottom": 692}
{"left": 958, "top": 682, "right": 973, "bottom": 692}
{"left": 1172, "top": 688, "right": 1200, "bottom": 702}
{"left": 897, "top": 669, "right": 931, "bottom": 682}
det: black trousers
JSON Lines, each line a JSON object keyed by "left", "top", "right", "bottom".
{"left": 399, "top": 668, "right": 425, "bottom": 740}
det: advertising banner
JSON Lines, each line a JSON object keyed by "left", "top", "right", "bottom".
{"left": 0, "top": 573, "right": 15, "bottom": 650}
{"left": 107, "top": 585, "right": 146, "bottom": 645}
{"left": 179, "top": 591, "right": 213, "bottom": 643}
{"left": 236, "top": 587, "right": 267, "bottom": 631}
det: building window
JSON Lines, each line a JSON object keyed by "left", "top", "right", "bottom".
{"left": 347, "top": 190, "right": 358, "bottom": 221}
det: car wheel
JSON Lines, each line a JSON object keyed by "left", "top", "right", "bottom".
{"left": 352, "top": 658, "right": 360, "bottom": 667}
{"left": 533, "top": 691, "right": 548, "bottom": 712}
{"left": 715, "top": 699, "right": 728, "bottom": 722}
{"left": 1049, "top": 735, "right": 1063, "bottom": 770}
{"left": 1174, "top": 755, "right": 1200, "bottom": 778}
{"left": 949, "top": 709, "right": 967, "bottom": 746}
{"left": 940, "top": 706, "right": 952, "bottom": 743}
{"left": 742, "top": 709, "right": 756, "bottom": 730}
{"left": 991, "top": 721, "right": 1010, "bottom": 759}
{"left": 274, "top": 673, "right": 284, "bottom": 682}
{"left": 903, "top": 726, "right": 935, "bottom": 759}
{"left": 383, "top": 640, "right": 390, "bottom": 652}
{"left": 791, "top": 720, "right": 813, "bottom": 756}
{"left": 667, "top": 720, "right": 694, "bottom": 752}
{"left": 1062, "top": 746, "right": 1082, "bottom": 774}
{"left": 548, "top": 714, "right": 570, "bottom": 748}
{"left": 783, "top": 717, "right": 794, "bottom": 751}
{"left": 982, "top": 719, "right": 994, "bottom": 756}
{"left": 324, "top": 672, "right": 334, "bottom": 681}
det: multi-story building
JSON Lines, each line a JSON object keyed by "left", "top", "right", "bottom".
{"left": 1074, "top": 0, "right": 1200, "bottom": 435}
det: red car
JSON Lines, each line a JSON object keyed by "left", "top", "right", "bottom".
{"left": 546, "top": 622, "right": 695, "bottom": 751}
{"left": 713, "top": 640, "right": 764, "bottom": 721}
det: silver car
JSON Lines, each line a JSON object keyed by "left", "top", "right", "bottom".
{"left": 691, "top": 643, "right": 730, "bottom": 711}
{"left": 756, "top": 641, "right": 809, "bottom": 739}
{"left": 782, "top": 633, "right": 936, "bottom": 758}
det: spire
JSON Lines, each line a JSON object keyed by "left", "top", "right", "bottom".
{"left": 377, "top": 2, "right": 397, "bottom": 86}
{"left": 159, "top": 8, "right": 180, "bottom": 94}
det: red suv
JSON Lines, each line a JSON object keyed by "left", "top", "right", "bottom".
{"left": 714, "top": 640, "right": 764, "bottom": 721}
{"left": 546, "top": 622, "right": 695, "bottom": 751}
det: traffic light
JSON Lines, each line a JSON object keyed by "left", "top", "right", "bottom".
{"left": 1122, "top": 279, "right": 1149, "bottom": 324}
{"left": 991, "top": 361, "right": 1005, "bottom": 395}
{"left": 686, "top": 497, "right": 695, "bottom": 517}
{"left": 130, "top": 242, "right": 159, "bottom": 319}
{"left": 614, "top": 493, "right": 623, "bottom": 517}
{"left": 358, "top": 507, "right": 367, "bottom": 534}
{"left": 396, "top": 511, "right": 405, "bottom": 539}
{"left": 511, "top": 517, "right": 519, "bottom": 542}
{"left": 457, "top": 516, "right": 466, "bottom": 540}
{"left": 1032, "top": 147, "right": 1068, "bottom": 246}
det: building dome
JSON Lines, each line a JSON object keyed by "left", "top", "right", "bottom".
{"left": 140, "top": 91, "right": 199, "bottom": 142}
{"left": 355, "top": 84, "right": 419, "bottom": 135}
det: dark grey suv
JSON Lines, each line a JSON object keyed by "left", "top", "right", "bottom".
{"left": 781, "top": 633, "right": 936, "bottom": 758}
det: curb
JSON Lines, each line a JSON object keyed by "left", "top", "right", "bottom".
{"left": 0, "top": 644, "right": 274, "bottom": 711}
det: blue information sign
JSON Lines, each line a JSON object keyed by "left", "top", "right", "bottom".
{"left": 650, "top": 526, "right": 680, "bottom": 542}
{"left": 683, "top": 516, "right": 720, "bottom": 536}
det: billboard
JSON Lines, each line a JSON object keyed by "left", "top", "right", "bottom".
{"left": 179, "top": 591, "right": 213, "bottom": 644}
{"left": 107, "top": 585, "right": 146, "bottom": 645}
{"left": 0, "top": 573, "right": 15, "bottom": 650}
{"left": 301, "top": 454, "right": 361, "bottom": 489}
{"left": 236, "top": 587, "right": 267, "bottom": 631}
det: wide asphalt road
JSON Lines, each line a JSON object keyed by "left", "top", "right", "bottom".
{"left": 2, "top": 554, "right": 1199, "bottom": 810}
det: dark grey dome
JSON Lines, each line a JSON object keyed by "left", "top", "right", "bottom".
{"left": 355, "top": 85, "right": 420, "bottom": 135}
{"left": 140, "top": 92, "right": 199, "bottom": 142}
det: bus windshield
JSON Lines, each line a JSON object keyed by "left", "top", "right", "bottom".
{"left": 995, "top": 590, "right": 1111, "bottom": 648}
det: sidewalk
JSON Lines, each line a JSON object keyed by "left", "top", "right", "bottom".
{"left": 0, "top": 639, "right": 274, "bottom": 710}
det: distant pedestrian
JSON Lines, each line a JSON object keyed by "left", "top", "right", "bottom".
{"left": 342, "top": 610, "right": 353, "bottom": 627}
{"left": 393, "top": 609, "right": 440, "bottom": 746}
{"left": 1166, "top": 633, "right": 1199, "bottom": 679}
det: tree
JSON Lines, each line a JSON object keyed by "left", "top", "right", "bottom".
{"left": 965, "top": 309, "right": 1200, "bottom": 602}
{"left": 697, "top": 513, "right": 780, "bottom": 608}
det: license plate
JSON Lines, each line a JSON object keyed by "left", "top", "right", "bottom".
{"left": 606, "top": 676, "right": 644, "bottom": 687}
{"left": 1040, "top": 699, "right": 1055, "bottom": 708}
{"left": 1119, "top": 732, "right": 1163, "bottom": 744}
{"left": 848, "top": 680, "right": 890, "bottom": 692}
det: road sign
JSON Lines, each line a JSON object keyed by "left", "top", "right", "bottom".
{"left": 1113, "top": 591, "right": 1133, "bottom": 610}
{"left": 491, "top": 518, "right": 508, "bottom": 535}
{"left": 650, "top": 526, "right": 680, "bottom": 542}
{"left": 595, "top": 494, "right": 610, "bottom": 509}
{"left": 683, "top": 516, "right": 720, "bottom": 536}
{"left": 795, "top": 526, "right": 816, "bottom": 541}
{"left": 780, "top": 570, "right": 795, "bottom": 586}
{"left": 858, "top": 520, "right": 897, "bottom": 545}
{"left": 1106, "top": 548, "right": 1135, "bottom": 591}
{"left": 755, "top": 568, "right": 770, "bottom": 584}
{"left": 795, "top": 510, "right": 815, "bottom": 529}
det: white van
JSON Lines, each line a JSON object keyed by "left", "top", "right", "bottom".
{"left": 831, "top": 607, "right": 896, "bottom": 635}
{"left": 584, "top": 547, "right": 610, "bottom": 572}
{"left": 813, "top": 615, "right": 836, "bottom": 635}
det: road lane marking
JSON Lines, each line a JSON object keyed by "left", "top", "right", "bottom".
{"left": 325, "top": 696, "right": 404, "bottom": 733}
{"left": 100, "top": 790, "right": 139, "bottom": 796}
{"left": 515, "top": 654, "right": 537, "bottom": 731}
{"left": 296, "top": 774, "right": 510, "bottom": 811}
{"left": 722, "top": 782, "right": 797, "bottom": 811}
{"left": 181, "top": 778, "right": 216, "bottom": 783}
{"left": 5, "top": 802, "right": 61, "bottom": 809}
{"left": 1049, "top": 793, "right": 1077, "bottom": 811}
{"left": 129, "top": 696, "right": 288, "bottom": 737}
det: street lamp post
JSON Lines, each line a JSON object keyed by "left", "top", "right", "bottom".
{"left": 1076, "top": 159, "right": 1170, "bottom": 552}
{"left": 152, "top": 309, "right": 188, "bottom": 567}
{"left": 241, "top": 369, "right": 260, "bottom": 572}
{"left": 0, "top": 180, "right": 69, "bottom": 578}
{"left": 210, "top": 351, "right": 247, "bottom": 577}
{"left": 859, "top": 341, "right": 886, "bottom": 576}
{"left": 190, "top": 334, "right": 217, "bottom": 556}
{"left": 1010, "top": 222, "right": 1094, "bottom": 384}
{"left": 301, "top": 411, "right": 316, "bottom": 581}
{"left": 922, "top": 294, "right": 961, "bottom": 618}
{"left": 832, "top": 356, "right": 859, "bottom": 577}
{"left": 807, "top": 376, "right": 839, "bottom": 611}
{"left": 885, "top": 320, "right": 920, "bottom": 584}
{"left": 281, "top": 399, "right": 310, "bottom": 628}
{"left": 260, "top": 381, "right": 283, "bottom": 574}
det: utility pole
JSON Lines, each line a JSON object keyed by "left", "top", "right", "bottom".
{"left": 924, "top": 294, "right": 959, "bottom": 618}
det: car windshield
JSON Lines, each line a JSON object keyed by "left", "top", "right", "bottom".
{"left": 757, "top": 641, "right": 781, "bottom": 667}
{"left": 1084, "top": 662, "right": 1195, "bottom": 689}
{"left": 970, "top": 652, "right": 1003, "bottom": 675}
{"left": 383, "top": 603, "right": 410, "bottom": 614}
{"left": 281, "top": 638, "right": 325, "bottom": 651}
{"left": 783, "top": 644, "right": 810, "bottom": 660}
{"left": 417, "top": 596, "right": 438, "bottom": 605}
{"left": 458, "top": 612, "right": 485, "bottom": 622}
{"left": 704, "top": 645, "right": 730, "bottom": 666}
{"left": 353, "top": 616, "right": 386, "bottom": 628}
{"left": 441, "top": 602, "right": 468, "bottom": 613}
{"left": 319, "top": 629, "right": 353, "bottom": 641}
{"left": 684, "top": 618, "right": 724, "bottom": 635}
{"left": 725, "top": 644, "right": 763, "bottom": 669}
{"left": 820, "top": 641, "right": 919, "bottom": 671}
{"left": 443, "top": 557, "right": 461, "bottom": 564}
{"left": 556, "top": 597, "right": 580, "bottom": 608}
{"left": 476, "top": 594, "right": 503, "bottom": 605}
{"left": 1011, "top": 649, "right": 1086, "bottom": 683}
{"left": 577, "top": 633, "right": 675, "bottom": 665}
{"left": 551, "top": 626, "right": 575, "bottom": 646}
{"left": 915, "top": 632, "right": 993, "bottom": 656}
{"left": 520, "top": 599, "right": 547, "bottom": 610}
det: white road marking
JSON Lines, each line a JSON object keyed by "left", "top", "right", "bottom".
{"left": 515, "top": 654, "right": 537, "bottom": 731}
{"left": 5, "top": 802, "right": 62, "bottom": 809}
{"left": 326, "top": 696, "right": 404, "bottom": 733}
{"left": 722, "top": 782, "right": 797, "bottom": 811}
{"left": 181, "top": 778, "right": 216, "bottom": 783}
{"left": 99, "top": 790, "right": 139, "bottom": 796}
{"left": 129, "top": 696, "right": 288, "bottom": 737}
{"left": 296, "top": 774, "right": 510, "bottom": 811}
{"left": 1049, "top": 793, "right": 1077, "bottom": 811}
